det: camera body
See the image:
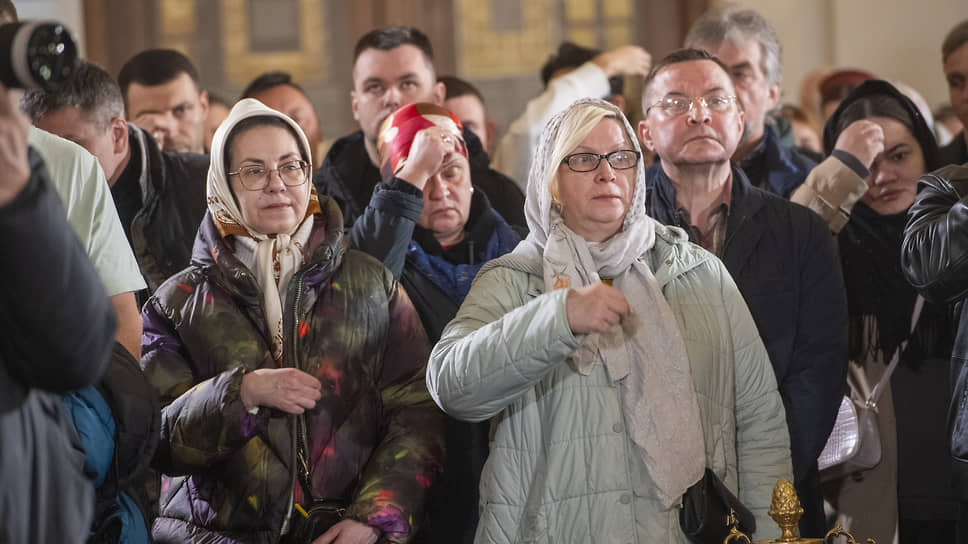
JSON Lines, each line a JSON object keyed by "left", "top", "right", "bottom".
{"left": 0, "top": 21, "right": 77, "bottom": 90}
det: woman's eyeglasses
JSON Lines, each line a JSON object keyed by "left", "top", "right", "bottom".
{"left": 560, "top": 149, "right": 640, "bottom": 172}
{"left": 228, "top": 159, "right": 309, "bottom": 191}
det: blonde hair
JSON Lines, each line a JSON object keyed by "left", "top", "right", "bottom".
{"left": 544, "top": 103, "right": 632, "bottom": 204}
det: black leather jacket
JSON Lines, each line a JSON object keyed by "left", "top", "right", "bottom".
{"left": 901, "top": 164, "right": 968, "bottom": 467}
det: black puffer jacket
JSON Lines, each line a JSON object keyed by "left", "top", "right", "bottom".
{"left": 901, "top": 163, "right": 968, "bottom": 498}
{"left": 313, "top": 129, "right": 526, "bottom": 229}
{"left": 122, "top": 126, "right": 208, "bottom": 292}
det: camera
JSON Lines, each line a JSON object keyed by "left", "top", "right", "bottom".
{"left": 0, "top": 21, "right": 78, "bottom": 90}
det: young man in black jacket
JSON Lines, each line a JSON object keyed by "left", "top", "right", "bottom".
{"left": 0, "top": 81, "right": 117, "bottom": 544}
{"left": 315, "top": 26, "right": 526, "bottom": 229}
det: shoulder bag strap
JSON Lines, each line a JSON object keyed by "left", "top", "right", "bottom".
{"left": 868, "top": 295, "right": 925, "bottom": 407}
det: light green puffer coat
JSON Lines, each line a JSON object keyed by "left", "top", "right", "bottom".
{"left": 427, "top": 222, "right": 793, "bottom": 544}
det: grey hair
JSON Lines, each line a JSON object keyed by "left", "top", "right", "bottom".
{"left": 684, "top": 6, "right": 782, "bottom": 87}
{"left": 20, "top": 60, "right": 124, "bottom": 131}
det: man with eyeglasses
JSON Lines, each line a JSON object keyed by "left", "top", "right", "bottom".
{"left": 23, "top": 60, "right": 208, "bottom": 297}
{"left": 638, "top": 48, "right": 847, "bottom": 538}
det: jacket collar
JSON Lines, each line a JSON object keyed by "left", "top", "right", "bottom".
{"left": 739, "top": 124, "right": 807, "bottom": 196}
{"left": 646, "top": 163, "right": 766, "bottom": 268}
{"left": 190, "top": 195, "right": 346, "bottom": 305}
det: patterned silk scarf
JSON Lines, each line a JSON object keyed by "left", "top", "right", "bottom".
{"left": 206, "top": 98, "right": 322, "bottom": 362}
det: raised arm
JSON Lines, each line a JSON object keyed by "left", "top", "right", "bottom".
{"left": 427, "top": 266, "right": 582, "bottom": 422}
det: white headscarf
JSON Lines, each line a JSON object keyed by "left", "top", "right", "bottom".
{"left": 207, "top": 98, "right": 321, "bottom": 363}
{"left": 523, "top": 98, "right": 705, "bottom": 508}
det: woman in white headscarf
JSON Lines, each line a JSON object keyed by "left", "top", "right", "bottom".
{"left": 426, "top": 98, "right": 792, "bottom": 543}
{"left": 141, "top": 99, "right": 444, "bottom": 544}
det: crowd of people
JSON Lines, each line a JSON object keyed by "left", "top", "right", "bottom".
{"left": 4, "top": 0, "right": 968, "bottom": 542}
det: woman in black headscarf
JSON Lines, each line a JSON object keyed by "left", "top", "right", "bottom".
{"left": 822, "top": 80, "right": 958, "bottom": 544}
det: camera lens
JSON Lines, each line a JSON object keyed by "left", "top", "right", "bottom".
{"left": 0, "top": 21, "right": 79, "bottom": 90}
{"left": 26, "top": 23, "right": 77, "bottom": 90}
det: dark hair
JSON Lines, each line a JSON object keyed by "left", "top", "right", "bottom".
{"left": 439, "top": 75, "right": 484, "bottom": 103}
{"left": 0, "top": 0, "right": 18, "bottom": 22}
{"left": 20, "top": 60, "right": 123, "bottom": 130}
{"left": 352, "top": 26, "right": 434, "bottom": 66}
{"left": 540, "top": 42, "right": 623, "bottom": 97}
{"left": 943, "top": 20, "right": 968, "bottom": 63}
{"left": 207, "top": 91, "right": 230, "bottom": 108}
{"left": 223, "top": 115, "right": 308, "bottom": 173}
{"left": 641, "top": 48, "right": 733, "bottom": 107}
{"left": 835, "top": 94, "right": 914, "bottom": 137}
{"left": 118, "top": 49, "right": 201, "bottom": 102}
{"left": 240, "top": 71, "right": 308, "bottom": 101}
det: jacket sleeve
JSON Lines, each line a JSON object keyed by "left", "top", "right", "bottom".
{"left": 427, "top": 266, "right": 583, "bottom": 422}
{"left": 140, "top": 295, "right": 269, "bottom": 475}
{"left": 789, "top": 155, "right": 868, "bottom": 233}
{"left": 720, "top": 262, "right": 794, "bottom": 538}
{"left": 347, "top": 179, "right": 424, "bottom": 279}
{"left": 783, "top": 210, "right": 849, "bottom": 481}
{"left": 491, "top": 62, "right": 610, "bottom": 186}
{"left": 0, "top": 148, "right": 115, "bottom": 397}
{"left": 345, "top": 280, "right": 446, "bottom": 543}
{"left": 901, "top": 165, "right": 968, "bottom": 304}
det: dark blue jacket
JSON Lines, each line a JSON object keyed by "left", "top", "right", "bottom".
{"left": 741, "top": 124, "right": 816, "bottom": 198}
{"left": 646, "top": 164, "right": 847, "bottom": 535}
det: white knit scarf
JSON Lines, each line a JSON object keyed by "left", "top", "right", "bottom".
{"left": 207, "top": 98, "right": 319, "bottom": 362}
{"left": 525, "top": 98, "right": 705, "bottom": 508}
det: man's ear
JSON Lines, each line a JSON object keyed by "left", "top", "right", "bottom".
{"left": 638, "top": 119, "right": 655, "bottom": 152}
{"left": 111, "top": 116, "right": 129, "bottom": 155}
{"left": 430, "top": 81, "right": 446, "bottom": 106}
{"left": 351, "top": 89, "right": 360, "bottom": 122}
{"left": 765, "top": 82, "right": 781, "bottom": 112}
{"left": 199, "top": 89, "right": 210, "bottom": 117}
{"left": 485, "top": 119, "right": 497, "bottom": 155}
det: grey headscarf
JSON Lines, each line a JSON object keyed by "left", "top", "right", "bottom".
{"left": 518, "top": 98, "right": 705, "bottom": 508}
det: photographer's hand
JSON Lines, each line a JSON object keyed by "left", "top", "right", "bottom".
{"left": 0, "top": 82, "right": 31, "bottom": 206}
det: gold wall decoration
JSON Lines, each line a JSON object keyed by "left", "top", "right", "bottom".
{"left": 160, "top": 0, "right": 197, "bottom": 59}
{"left": 220, "top": 0, "right": 327, "bottom": 86}
{"left": 454, "top": 0, "right": 558, "bottom": 79}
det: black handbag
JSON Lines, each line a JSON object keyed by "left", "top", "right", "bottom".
{"left": 283, "top": 499, "right": 348, "bottom": 543}
{"left": 679, "top": 468, "right": 755, "bottom": 544}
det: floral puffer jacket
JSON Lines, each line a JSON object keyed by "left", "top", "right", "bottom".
{"left": 141, "top": 198, "right": 445, "bottom": 544}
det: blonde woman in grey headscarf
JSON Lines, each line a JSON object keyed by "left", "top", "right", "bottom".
{"left": 427, "top": 98, "right": 792, "bottom": 543}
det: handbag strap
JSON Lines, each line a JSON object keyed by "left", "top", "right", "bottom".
{"left": 868, "top": 295, "right": 924, "bottom": 407}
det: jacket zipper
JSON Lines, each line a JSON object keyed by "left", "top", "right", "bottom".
{"left": 279, "top": 270, "right": 308, "bottom": 538}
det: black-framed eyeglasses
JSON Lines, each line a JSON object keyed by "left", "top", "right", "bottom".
{"left": 227, "top": 159, "right": 309, "bottom": 191}
{"left": 560, "top": 149, "right": 640, "bottom": 172}
{"left": 645, "top": 93, "right": 737, "bottom": 117}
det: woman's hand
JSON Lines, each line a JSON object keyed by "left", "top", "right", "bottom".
{"left": 833, "top": 119, "right": 885, "bottom": 173}
{"left": 312, "top": 519, "right": 379, "bottom": 544}
{"left": 395, "top": 127, "right": 458, "bottom": 191}
{"left": 240, "top": 368, "right": 322, "bottom": 414}
{"left": 566, "top": 283, "right": 631, "bottom": 334}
